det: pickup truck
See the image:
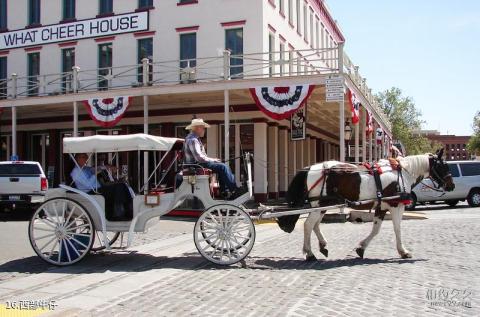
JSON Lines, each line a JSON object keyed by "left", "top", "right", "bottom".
{"left": 0, "top": 161, "right": 48, "bottom": 211}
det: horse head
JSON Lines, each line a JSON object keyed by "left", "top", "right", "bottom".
{"left": 429, "top": 148, "right": 455, "bottom": 192}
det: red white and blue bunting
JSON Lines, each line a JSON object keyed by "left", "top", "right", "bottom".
{"left": 348, "top": 89, "right": 361, "bottom": 125}
{"left": 84, "top": 96, "right": 132, "bottom": 128}
{"left": 249, "top": 85, "right": 315, "bottom": 120}
{"left": 376, "top": 127, "right": 384, "bottom": 145}
{"left": 366, "top": 109, "right": 374, "bottom": 135}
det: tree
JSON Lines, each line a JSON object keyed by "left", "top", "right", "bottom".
{"left": 467, "top": 111, "right": 480, "bottom": 156}
{"left": 375, "top": 87, "right": 440, "bottom": 155}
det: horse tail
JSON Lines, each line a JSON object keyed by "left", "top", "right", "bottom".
{"left": 277, "top": 168, "right": 309, "bottom": 233}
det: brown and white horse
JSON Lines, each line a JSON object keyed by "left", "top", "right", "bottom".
{"left": 277, "top": 150, "right": 455, "bottom": 261}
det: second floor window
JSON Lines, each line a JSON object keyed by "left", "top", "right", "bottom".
{"left": 138, "top": 38, "right": 153, "bottom": 83}
{"left": 180, "top": 33, "right": 196, "bottom": 68}
{"left": 0, "top": 0, "right": 7, "bottom": 30}
{"left": 27, "top": 52, "right": 40, "bottom": 96}
{"left": 63, "top": 0, "right": 76, "bottom": 20}
{"left": 226, "top": 28, "right": 243, "bottom": 78}
{"left": 138, "top": 0, "right": 153, "bottom": 9}
{"left": 29, "top": 0, "right": 41, "bottom": 25}
{"left": 98, "top": 43, "right": 112, "bottom": 90}
{"left": 62, "top": 48, "right": 75, "bottom": 92}
{"left": 99, "top": 0, "right": 113, "bottom": 15}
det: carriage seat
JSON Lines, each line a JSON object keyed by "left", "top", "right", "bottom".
{"left": 182, "top": 167, "right": 213, "bottom": 176}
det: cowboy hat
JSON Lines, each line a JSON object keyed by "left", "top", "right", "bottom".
{"left": 185, "top": 118, "right": 211, "bottom": 130}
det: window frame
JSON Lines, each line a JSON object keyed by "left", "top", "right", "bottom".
{"left": 28, "top": 0, "right": 41, "bottom": 26}
{"left": 27, "top": 52, "right": 40, "bottom": 96}
{"left": 137, "top": 37, "right": 153, "bottom": 83}
{"left": 138, "top": 0, "right": 153, "bottom": 9}
{"left": 0, "top": 56, "right": 7, "bottom": 99}
{"left": 99, "top": 0, "right": 113, "bottom": 15}
{"left": 0, "top": 0, "right": 7, "bottom": 30}
{"left": 98, "top": 42, "right": 112, "bottom": 90}
{"left": 61, "top": 47, "right": 75, "bottom": 92}
{"left": 62, "top": 0, "right": 76, "bottom": 21}
{"left": 225, "top": 28, "right": 244, "bottom": 78}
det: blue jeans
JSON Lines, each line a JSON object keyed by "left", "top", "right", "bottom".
{"left": 200, "top": 161, "right": 237, "bottom": 192}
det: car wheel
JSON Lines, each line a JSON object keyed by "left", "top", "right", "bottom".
{"left": 445, "top": 200, "right": 459, "bottom": 207}
{"left": 405, "top": 193, "right": 417, "bottom": 211}
{"left": 467, "top": 189, "right": 480, "bottom": 208}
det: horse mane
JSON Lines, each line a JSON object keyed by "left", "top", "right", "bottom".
{"left": 398, "top": 154, "right": 430, "bottom": 179}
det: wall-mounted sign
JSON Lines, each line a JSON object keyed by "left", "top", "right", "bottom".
{"left": 326, "top": 75, "right": 344, "bottom": 102}
{"left": 291, "top": 105, "right": 306, "bottom": 141}
{"left": 0, "top": 11, "right": 149, "bottom": 50}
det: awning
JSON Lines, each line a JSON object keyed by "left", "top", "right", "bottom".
{"left": 63, "top": 133, "right": 184, "bottom": 154}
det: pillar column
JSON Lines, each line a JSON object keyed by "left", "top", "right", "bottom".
{"left": 278, "top": 127, "right": 288, "bottom": 197}
{"left": 354, "top": 121, "right": 360, "bottom": 163}
{"left": 304, "top": 135, "right": 311, "bottom": 167}
{"left": 362, "top": 108, "right": 367, "bottom": 162}
{"left": 254, "top": 122, "right": 268, "bottom": 202}
{"left": 369, "top": 128, "right": 373, "bottom": 162}
{"left": 206, "top": 124, "right": 219, "bottom": 159}
{"left": 295, "top": 139, "right": 304, "bottom": 170}
{"left": 267, "top": 123, "right": 279, "bottom": 200}
{"left": 288, "top": 130, "right": 296, "bottom": 183}
{"left": 310, "top": 136, "right": 317, "bottom": 164}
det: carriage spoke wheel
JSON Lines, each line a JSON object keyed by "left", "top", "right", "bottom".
{"left": 92, "top": 231, "right": 121, "bottom": 252}
{"left": 194, "top": 204, "right": 255, "bottom": 265}
{"left": 29, "top": 198, "right": 95, "bottom": 266}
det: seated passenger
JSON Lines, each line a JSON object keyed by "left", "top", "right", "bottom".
{"left": 183, "top": 118, "right": 247, "bottom": 200}
{"left": 71, "top": 153, "right": 133, "bottom": 221}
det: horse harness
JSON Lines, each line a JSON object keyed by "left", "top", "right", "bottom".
{"left": 306, "top": 160, "right": 410, "bottom": 210}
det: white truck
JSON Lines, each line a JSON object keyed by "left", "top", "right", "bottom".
{"left": 0, "top": 161, "right": 48, "bottom": 212}
{"left": 407, "top": 161, "right": 480, "bottom": 210}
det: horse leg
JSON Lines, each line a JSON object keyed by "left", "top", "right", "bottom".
{"left": 312, "top": 211, "right": 328, "bottom": 257}
{"left": 356, "top": 208, "right": 387, "bottom": 258}
{"left": 391, "top": 205, "right": 412, "bottom": 259}
{"left": 303, "top": 212, "right": 319, "bottom": 261}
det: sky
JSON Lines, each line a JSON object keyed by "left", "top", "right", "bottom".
{"left": 327, "top": 0, "right": 480, "bottom": 136}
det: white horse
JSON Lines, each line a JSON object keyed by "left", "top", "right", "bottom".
{"left": 277, "top": 150, "right": 455, "bottom": 261}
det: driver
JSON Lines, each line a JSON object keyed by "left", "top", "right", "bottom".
{"left": 183, "top": 118, "right": 246, "bottom": 200}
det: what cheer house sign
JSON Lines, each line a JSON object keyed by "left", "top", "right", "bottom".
{"left": 0, "top": 11, "right": 149, "bottom": 50}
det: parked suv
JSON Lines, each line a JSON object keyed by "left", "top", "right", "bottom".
{"left": 407, "top": 161, "right": 480, "bottom": 210}
{"left": 0, "top": 161, "right": 48, "bottom": 211}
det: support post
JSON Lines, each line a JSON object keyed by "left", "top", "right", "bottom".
{"left": 362, "top": 107, "right": 367, "bottom": 162}
{"left": 11, "top": 73, "right": 17, "bottom": 159}
{"left": 142, "top": 58, "right": 150, "bottom": 193}
{"left": 223, "top": 50, "right": 231, "bottom": 164}
{"left": 338, "top": 43, "right": 346, "bottom": 162}
{"left": 72, "top": 66, "right": 80, "bottom": 137}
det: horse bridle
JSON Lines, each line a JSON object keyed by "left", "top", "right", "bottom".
{"left": 428, "top": 155, "right": 451, "bottom": 190}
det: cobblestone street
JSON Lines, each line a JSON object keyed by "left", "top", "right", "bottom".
{"left": 0, "top": 205, "right": 478, "bottom": 316}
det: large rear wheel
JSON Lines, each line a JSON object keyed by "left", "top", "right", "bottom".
{"left": 467, "top": 189, "right": 480, "bottom": 208}
{"left": 194, "top": 204, "right": 255, "bottom": 266}
{"left": 29, "top": 198, "right": 95, "bottom": 266}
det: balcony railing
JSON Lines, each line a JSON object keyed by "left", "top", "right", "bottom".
{"left": 0, "top": 46, "right": 390, "bottom": 131}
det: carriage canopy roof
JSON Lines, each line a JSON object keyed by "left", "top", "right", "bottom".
{"left": 63, "top": 133, "right": 184, "bottom": 154}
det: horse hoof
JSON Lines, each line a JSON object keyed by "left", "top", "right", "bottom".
{"left": 320, "top": 248, "right": 329, "bottom": 258}
{"left": 355, "top": 248, "right": 365, "bottom": 259}
{"left": 305, "top": 254, "right": 317, "bottom": 262}
{"left": 401, "top": 252, "right": 412, "bottom": 259}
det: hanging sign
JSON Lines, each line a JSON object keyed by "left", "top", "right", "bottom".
{"left": 250, "top": 84, "right": 315, "bottom": 120}
{"left": 0, "top": 11, "right": 149, "bottom": 50}
{"left": 291, "top": 105, "right": 306, "bottom": 141}
{"left": 84, "top": 96, "right": 132, "bottom": 128}
{"left": 376, "top": 127, "right": 384, "bottom": 145}
{"left": 348, "top": 89, "right": 360, "bottom": 125}
{"left": 326, "top": 75, "right": 344, "bottom": 102}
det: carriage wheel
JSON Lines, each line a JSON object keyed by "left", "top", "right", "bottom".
{"left": 91, "top": 231, "right": 121, "bottom": 252}
{"left": 29, "top": 198, "right": 95, "bottom": 266}
{"left": 194, "top": 204, "right": 255, "bottom": 265}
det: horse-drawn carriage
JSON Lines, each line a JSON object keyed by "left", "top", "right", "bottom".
{"left": 28, "top": 133, "right": 455, "bottom": 266}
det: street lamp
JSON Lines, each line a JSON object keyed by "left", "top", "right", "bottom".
{"left": 344, "top": 121, "right": 353, "bottom": 161}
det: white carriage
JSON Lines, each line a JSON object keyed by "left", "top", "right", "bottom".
{"left": 28, "top": 133, "right": 256, "bottom": 266}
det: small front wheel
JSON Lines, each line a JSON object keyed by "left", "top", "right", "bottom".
{"left": 29, "top": 198, "right": 95, "bottom": 266}
{"left": 194, "top": 204, "right": 255, "bottom": 265}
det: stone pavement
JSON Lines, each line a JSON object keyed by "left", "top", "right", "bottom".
{"left": 0, "top": 204, "right": 478, "bottom": 316}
